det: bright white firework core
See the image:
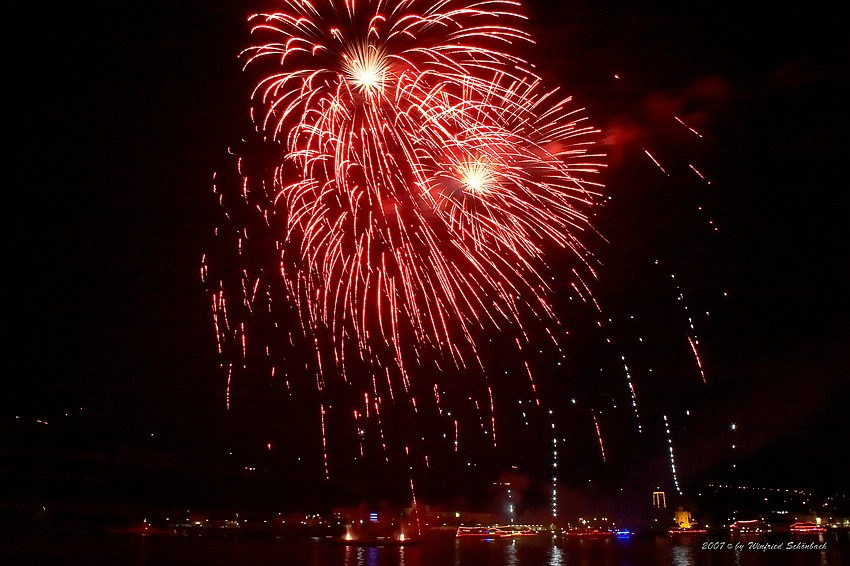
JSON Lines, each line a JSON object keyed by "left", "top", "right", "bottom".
{"left": 459, "top": 159, "right": 494, "bottom": 196}
{"left": 343, "top": 43, "right": 387, "bottom": 97}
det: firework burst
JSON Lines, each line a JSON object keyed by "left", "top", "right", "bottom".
{"left": 204, "top": 0, "right": 606, "bottom": 488}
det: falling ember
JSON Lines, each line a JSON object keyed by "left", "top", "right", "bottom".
{"left": 687, "top": 335, "right": 707, "bottom": 384}
{"left": 674, "top": 116, "right": 703, "bottom": 138}
{"left": 222, "top": 0, "right": 605, "bottom": 400}
{"left": 663, "top": 414, "right": 683, "bottom": 495}
{"left": 620, "top": 355, "right": 642, "bottom": 433}
{"left": 550, "top": 411, "right": 559, "bottom": 517}
{"left": 659, "top": 261, "right": 709, "bottom": 385}
{"left": 320, "top": 404, "right": 330, "bottom": 479}
{"left": 453, "top": 419, "right": 459, "bottom": 452}
{"left": 225, "top": 363, "right": 232, "bottom": 410}
{"left": 203, "top": 0, "right": 624, "bottom": 492}
{"left": 642, "top": 148, "right": 668, "bottom": 175}
{"left": 688, "top": 163, "right": 710, "bottom": 183}
{"left": 592, "top": 409, "right": 606, "bottom": 463}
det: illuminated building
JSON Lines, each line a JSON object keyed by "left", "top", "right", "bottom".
{"left": 674, "top": 507, "right": 693, "bottom": 529}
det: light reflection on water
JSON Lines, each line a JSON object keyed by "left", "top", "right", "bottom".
{"left": 670, "top": 544, "right": 694, "bottom": 566}
{"left": 504, "top": 539, "right": 519, "bottom": 566}
{"left": 548, "top": 544, "right": 564, "bottom": 566}
{"left": 3, "top": 531, "right": 849, "bottom": 565}
{"left": 344, "top": 544, "right": 406, "bottom": 566}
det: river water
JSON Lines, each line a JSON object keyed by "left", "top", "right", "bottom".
{"left": 2, "top": 531, "right": 847, "bottom": 565}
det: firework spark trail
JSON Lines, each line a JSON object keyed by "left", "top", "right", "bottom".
{"left": 591, "top": 409, "right": 606, "bottom": 463}
{"left": 688, "top": 163, "right": 709, "bottom": 183}
{"left": 373, "top": 396, "right": 389, "bottom": 460}
{"left": 572, "top": 268, "right": 601, "bottom": 312}
{"left": 674, "top": 116, "right": 703, "bottom": 138}
{"left": 354, "top": 409, "right": 365, "bottom": 457}
{"left": 244, "top": 0, "right": 539, "bottom": 209}
{"left": 238, "top": 0, "right": 603, "bottom": 378}
{"left": 619, "top": 354, "right": 642, "bottom": 432}
{"left": 662, "top": 264, "right": 708, "bottom": 384}
{"left": 205, "top": 0, "right": 608, "bottom": 485}
{"left": 687, "top": 335, "right": 706, "bottom": 384}
{"left": 273, "top": 89, "right": 602, "bottom": 372}
{"left": 225, "top": 363, "right": 233, "bottom": 410}
{"left": 642, "top": 148, "right": 667, "bottom": 175}
{"left": 663, "top": 414, "right": 683, "bottom": 495}
{"left": 319, "top": 403, "right": 331, "bottom": 478}
{"left": 453, "top": 418, "right": 459, "bottom": 452}
{"left": 549, "top": 410, "right": 558, "bottom": 517}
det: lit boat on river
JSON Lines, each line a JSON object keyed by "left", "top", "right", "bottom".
{"left": 790, "top": 521, "right": 826, "bottom": 534}
{"left": 456, "top": 526, "right": 510, "bottom": 538}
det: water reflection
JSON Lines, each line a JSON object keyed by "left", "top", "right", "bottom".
{"left": 7, "top": 531, "right": 850, "bottom": 566}
{"left": 343, "top": 545, "right": 380, "bottom": 566}
{"left": 504, "top": 539, "right": 518, "bottom": 566}
{"left": 548, "top": 545, "right": 565, "bottom": 566}
{"left": 818, "top": 534, "right": 830, "bottom": 566}
{"left": 670, "top": 544, "right": 694, "bottom": 566}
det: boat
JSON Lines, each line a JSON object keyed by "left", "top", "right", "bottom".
{"left": 456, "top": 526, "right": 510, "bottom": 538}
{"left": 730, "top": 519, "right": 766, "bottom": 535}
{"left": 790, "top": 521, "right": 826, "bottom": 534}
{"left": 668, "top": 528, "right": 708, "bottom": 536}
{"left": 668, "top": 511, "right": 708, "bottom": 537}
{"left": 493, "top": 525, "right": 541, "bottom": 537}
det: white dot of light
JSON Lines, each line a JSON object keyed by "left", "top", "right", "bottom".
{"left": 343, "top": 43, "right": 388, "bottom": 97}
{"left": 459, "top": 159, "right": 495, "bottom": 196}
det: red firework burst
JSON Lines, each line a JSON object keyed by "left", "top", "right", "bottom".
{"left": 203, "top": 0, "right": 606, "bottom": 479}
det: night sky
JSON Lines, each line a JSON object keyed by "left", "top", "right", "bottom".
{"left": 6, "top": 0, "right": 848, "bottom": 515}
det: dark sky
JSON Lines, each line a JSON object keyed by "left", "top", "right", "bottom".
{"left": 6, "top": 0, "right": 848, "bottom": 514}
